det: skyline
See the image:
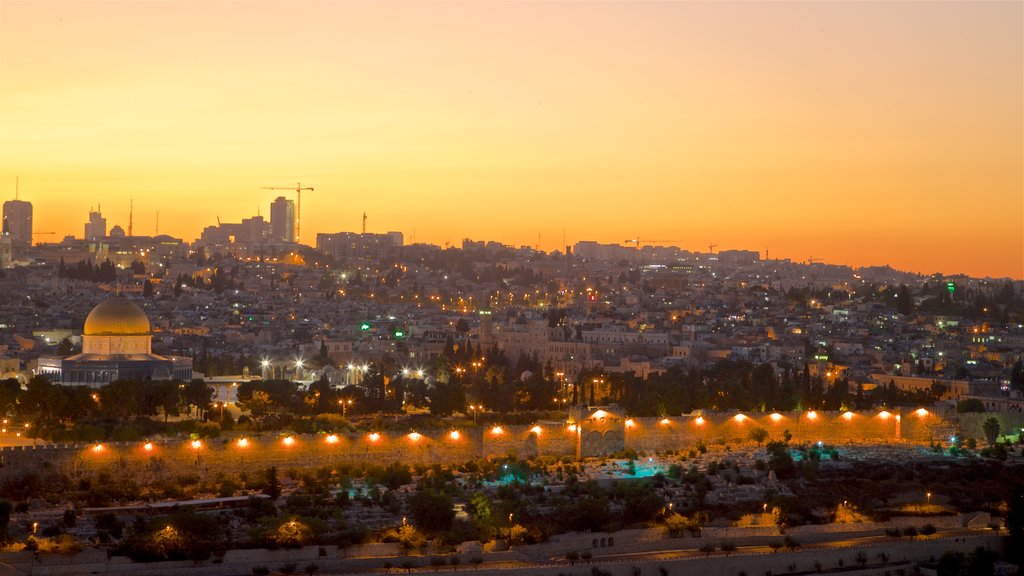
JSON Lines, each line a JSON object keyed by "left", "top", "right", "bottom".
{"left": 1, "top": 1, "right": 1021, "bottom": 279}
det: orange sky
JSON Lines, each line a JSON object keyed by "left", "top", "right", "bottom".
{"left": 1, "top": 1, "right": 1021, "bottom": 278}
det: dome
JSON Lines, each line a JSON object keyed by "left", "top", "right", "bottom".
{"left": 83, "top": 295, "right": 151, "bottom": 336}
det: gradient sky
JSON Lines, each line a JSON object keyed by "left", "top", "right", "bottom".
{"left": 1, "top": 1, "right": 1021, "bottom": 278}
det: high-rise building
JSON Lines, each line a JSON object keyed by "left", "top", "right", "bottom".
{"left": 85, "top": 208, "right": 106, "bottom": 241}
{"left": 2, "top": 199, "right": 32, "bottom": 248}
{"left": 270, "top": 196, "right": 295, "bottom": 243}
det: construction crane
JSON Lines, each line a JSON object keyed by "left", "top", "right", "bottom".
{"left": 707, "top": 243, "right": 718, "bottom": 254}
{"left": 807, "top": 257, "right": 821, "bottom": 264}
{"left": 261, "top": 182, "right": 314, "bottom": 244}
{"left": 624, "top": 238, "right": 683, "bottom": 250}
{"left": 31, "top": 232, "right": 55, "bottom": 245}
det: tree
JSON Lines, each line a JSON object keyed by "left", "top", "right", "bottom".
{"left": 1007, "top": 485, "right": 1024, "bottom": 562}
{"left": 956, "top": 399, "right": 986, "bottom": 413}
{"left": 749, "top": 427, "right": 768, "bottom": 446}
{"left": 896, "top": 284, "right": 914, "bottom": 315}
{"left": 766, "top": 441, "right": 796, "bottom": 479}
{"left": 407, "top": 489, "right": 455, "bottom": 532}
{"left": 263, "top": 467, "right": 282, "bottom": 499}
{"left": 56, "top": 337, "right": 76, "bottom": 356}
{"left": 98, "top": 380, "right": 140, "bottom": 422}
{"left": 0, "top": 499, "right": 12, "bottom": 541}
{"left": 1012, "top": 360, "right": 1024, "bottom": 393}
{"left": 983, "top": 417, "right": 1001, "bottom": 444}
{"left": 566, "top": 550, "right": 579, "bottom": 565}
{"left": 0, "top": 379, "right": 22, "bottom": 417}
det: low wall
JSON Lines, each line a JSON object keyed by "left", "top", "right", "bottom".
{"left": 0, "top": 531, "right": 1003, "bottom": 576}
{"left": 0, "top": 408, "right": 1002, "bottom": 486}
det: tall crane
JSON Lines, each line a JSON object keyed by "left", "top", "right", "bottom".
{"left": 624, "top": 238, "right": 683, "bottom": 250}
{"left": 707, "top": 243, "right": 718, "bottom": 254}
{"left": 261, "top": 183, "right": 314, "bottom": 244}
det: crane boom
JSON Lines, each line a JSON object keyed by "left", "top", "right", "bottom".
{"left": 261, "top": 183, "right": 313, "bottom": 244}
{"left": 624, "top": 238, "right": 683, "bottom": 250}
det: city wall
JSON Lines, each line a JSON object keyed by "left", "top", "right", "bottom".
{"left": 1, "top": 408, "right": 1020, "bottom": 485}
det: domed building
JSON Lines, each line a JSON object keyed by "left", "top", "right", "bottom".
{"left": 36, "top": 295, "right": 191, "bottom": 387}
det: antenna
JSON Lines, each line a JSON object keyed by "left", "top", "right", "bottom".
{"left": 362, "top": 212, "right": 367, "bottom": 235}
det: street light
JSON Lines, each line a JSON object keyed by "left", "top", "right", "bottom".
{"left": 339, "top": 398, "right": 353, "bottom": 417}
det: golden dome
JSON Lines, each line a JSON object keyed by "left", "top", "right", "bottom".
{"left": 83, "top": 295, "right": 151, "bottom": 336}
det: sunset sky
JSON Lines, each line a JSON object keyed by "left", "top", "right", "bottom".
{"left": 1, "top": 1, "right": 1021, "bottom": 278}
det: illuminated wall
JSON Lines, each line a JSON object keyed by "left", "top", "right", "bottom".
{"left": 2, "top": 408, "right": 1018, "bottom": 484}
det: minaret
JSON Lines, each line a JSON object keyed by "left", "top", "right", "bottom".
{"left": 128, "top": 198, "right": 133, "bottom": 237}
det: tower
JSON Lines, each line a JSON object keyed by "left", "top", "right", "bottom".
{"left": 85, "top": 207, "right": 107, "bottom": 241}
{"left": 2, "top": 199, "right": 32, "bottom": 248}
{"left": 270, "top": 196, "right": 295, "bottom": 243}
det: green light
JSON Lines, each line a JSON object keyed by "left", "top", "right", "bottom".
{"left": 394, "top": 330, "right": 405, "bottom": 338}
{"left": 946, "top": 282, "right": 955, "bottom": 294}
{"left": 360, "top": 322, "right": 371, "bottom": 331}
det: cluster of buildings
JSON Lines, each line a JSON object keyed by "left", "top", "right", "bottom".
{"left": 0, "top": 195, "right": 1022, "bottom": 416}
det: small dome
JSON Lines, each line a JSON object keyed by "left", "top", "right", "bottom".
{"left": 83, "top": 295, "right": 151, "bottom": 336}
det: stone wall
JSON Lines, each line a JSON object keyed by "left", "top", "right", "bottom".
{"left": 0, "top": 407, "right": 1001, "bottom": 485}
